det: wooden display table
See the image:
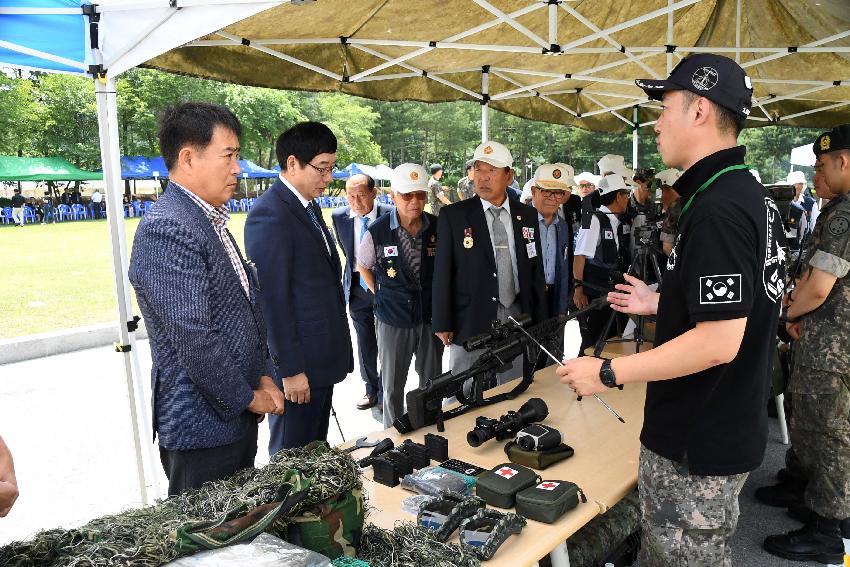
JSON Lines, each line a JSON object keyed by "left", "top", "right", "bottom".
{"left": 340, "top": 366, "right": 647, "bottom": 566}
{"left": 584, "top": 337, "right": 653, "bottom": 358}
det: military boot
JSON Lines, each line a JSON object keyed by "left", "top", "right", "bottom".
{"left": 787, "top": 503, "right": 850, "bottom": 538}
{"left": 754, "top": 476, "right": 806, "bottom": 507}
{"left": 763, "top": 512, "right": 845, "bottom": 564}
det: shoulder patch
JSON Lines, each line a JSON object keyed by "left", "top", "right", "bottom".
{"left": 827, "top": 214, "right": 849, "bottom": 236}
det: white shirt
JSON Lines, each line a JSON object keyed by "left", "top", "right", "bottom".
{"left": 350, "top": 202, "right": 379, "bottom": 262}
{"left": 575, "top": 205, "right": 621, "bottom": 260}
{"left": 91, "top": 191, "right": 103, "bottom": 203}
{"left": 481, "top": 196, "right": 520, "bottom": 291}
{"left": 279, "top": 174, "right": 330, "bottom": 254}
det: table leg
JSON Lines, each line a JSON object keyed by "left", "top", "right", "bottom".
{"left": 775, "top": 394, "right": 789, "bottom": 445}
{"left": 549, "top": 541, "right": 571, "bottom": 567}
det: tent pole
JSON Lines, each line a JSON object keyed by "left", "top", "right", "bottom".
{"left": 632, "top": 106, "right": 639, "bottom": 169}
{"left": 481, "top": 65, "right": 490, "bottom": 143}
{"left": 667, "top": 0, "right": 674, "bottom": 73}
{"left": 94, "top": 76, "right": 158, "bottom": 505}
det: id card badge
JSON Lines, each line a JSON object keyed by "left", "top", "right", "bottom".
{"left": 526, "top": 241, "right": 537, "bottom": 258}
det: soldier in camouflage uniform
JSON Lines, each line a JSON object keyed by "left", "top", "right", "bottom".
{"left": 427, "top": 163, "right": 450, "bottom": 215}
{"left": 456, "top": 160, "right": 476, "bottom": 201}
{"left": 764, "top": 125, "right": 850, "bottom": 565}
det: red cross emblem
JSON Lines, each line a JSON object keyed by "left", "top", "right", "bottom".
{"left": 537, "top": 482, "right": 560, "bottom": 491}
{"left": 496, "top": 467, "right": 517, "bottom": 479}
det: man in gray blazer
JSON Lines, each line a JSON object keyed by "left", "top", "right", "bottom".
{"left": 129, "top": 103, "right": 284, "bottom": 496}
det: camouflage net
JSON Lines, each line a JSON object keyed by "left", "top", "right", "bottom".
{"left": 357, "top": 523, "right": 480, "bottom": 567}
{"left": 331, "top": 557, "right": 370, "bottom": 567}
{"left": 0, "top": 443, "right": 361, "bottom": 567}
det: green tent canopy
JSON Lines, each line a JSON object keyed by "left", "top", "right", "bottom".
{"left": 0, "top": 156, "right": 102, "bottom": 182}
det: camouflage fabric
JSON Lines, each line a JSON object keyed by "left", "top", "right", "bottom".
{"left": 638, "top": 445, "right": 748, "bottom": 567}
{"left": 428, "top": 177, "right": 445, "bottom": 215}
{"left": 456, "top": 176, "right": 475, "bottom": 201}
{"left": 417, "top": 492, "right": 485, "bottom": 542}
{"left": 659, "top": 198, "right": 681, "bottom": 246}
{"left": 795, "top": 193, "right": 850, "bottom": 372}
{"left": 566, "top": 489, "right": 640, "bottom": 567}
{"left": 285, "top": 488, "right": 365, "bottom": 559}
{"left": 458, "top": 509, "right": 527, "bottom": 561}
{"left": 787, "top": 364, "right": 850, "bottom": 519}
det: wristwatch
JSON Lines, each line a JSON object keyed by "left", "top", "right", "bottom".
{"left": 599, "top": 359, "right": 618, "bottom": 388}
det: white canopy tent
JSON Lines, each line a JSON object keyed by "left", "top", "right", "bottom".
{"left": 1, "top": 0, "right": 848, "bottom": 504}
{"left": 790, "top": 142, "right": 817, "bottom": 167}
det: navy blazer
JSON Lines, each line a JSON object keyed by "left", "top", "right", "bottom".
{"left": 544, "top": 213, "right": 573, "bottom": 315}
{"left": 128, "top": 183, "right": 268, "bottom": 451}
{"left": 331, "top": 202, "right": 394, "bottom": 304}
{"left": 245, "top": 179, "right": 353, "bottom": 387}
{"left": 432, "top": 195, "right": 547, "bottom": 345}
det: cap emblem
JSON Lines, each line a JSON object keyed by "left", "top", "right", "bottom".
{"left": 483, "top": 145, "right": 493, "bottom": 154}
{"left": 691, "top": 67, "right": 719, "bottom": 91}
{"left": 820, "top": 135, "right": 831, "bottom": 152}
{"left": 409, "top": 171, "right": 419, "bottom": 181}
{"left": 744, "top": 75, "right": 752, "bottom": 89}
{"left": 552, "top": 168, "right": 561, "bottom": 179}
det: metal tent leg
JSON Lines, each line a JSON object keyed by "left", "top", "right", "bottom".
{"left": 94, "top": 76, "right": 159, "bottom": 504}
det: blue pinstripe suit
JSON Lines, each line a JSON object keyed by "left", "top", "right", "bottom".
{"left": 129, "top": 184, "right": 269, "bottom": 453}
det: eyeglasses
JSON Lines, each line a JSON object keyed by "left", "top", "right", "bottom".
{"left": 396, "top": 192, "right": 427, "bottom": 201}
{"left": 579, "top": 183, "right": 593, "bottom": 189}
{"left": 306, "top": 161, "right": 337, "bottom": 176}
{"left": 537, "top": 188, "right": 566, "bottom": 199}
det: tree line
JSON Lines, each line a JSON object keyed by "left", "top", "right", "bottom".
{"left": 0, "top": 67, "right": 821, "bottom": 192}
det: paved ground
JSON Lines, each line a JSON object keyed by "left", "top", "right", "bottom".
{"left": 0, "top": 319, "right": 845, "bottom": 566}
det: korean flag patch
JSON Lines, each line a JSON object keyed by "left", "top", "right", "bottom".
{"left": 699, "top": 274, "right": 742, "bottom": 305}
{"left": 383, "top": 245, "right": 399, "bottom": 257}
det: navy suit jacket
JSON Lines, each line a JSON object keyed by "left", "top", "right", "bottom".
{"left": 128, "top": 183, "right": 268, "bottom": 451}
{"left": 548, "top": 214, "right": 573, "bottom": 315}
{"left": 331, "top": 202, "right": 394, "bottom": 304}
{"left": 432, "top": 195, "right": 547, "bottom": 345}
{"left": 245, "top": 179, "right": 353, "bottom": 387}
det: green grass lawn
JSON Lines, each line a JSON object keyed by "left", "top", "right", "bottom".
{"left": 0, "top": 208, "right": 342, "bottom": 339}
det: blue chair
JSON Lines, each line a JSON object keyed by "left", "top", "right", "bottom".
{"left": 0, "top": 207, "right": 10, "bottom": 224}
{"left": 228, "top": 198, "right": 238, "bottom": 213}
{"left": 247, "top": 197, "right": 256, "bottom": 210}
{"left": 132, "top": 200, "right": 143, "bottom": 216}
{"left": 238, "top": 198, "right": 248, "bottom": 212}
{"left": 57, "top": 204, "right": 72, "bottom": 221}
{"left": 71, "top": 203, "right": 87, "bottom": 220}
{"left": 23, "top": 206, "right": 37, "bottom": 224}
{"left": 143, "top": 201, "right": 155, "bottom": 215}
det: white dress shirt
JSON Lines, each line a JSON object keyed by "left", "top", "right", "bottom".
{"left": 279, "top": 174, "right": 330, "bottom": 254}
{"left": 481, "top": 196, "right": 520, "bottom": 291}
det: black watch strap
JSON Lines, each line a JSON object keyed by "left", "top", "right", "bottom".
{"left": 599, "top": 359, "right": 618, "bottom": 388}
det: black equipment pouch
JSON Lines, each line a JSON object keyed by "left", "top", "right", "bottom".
{"left": 475, "top": 463, "right": 539, "bottom": 508}
{"left": 504, "top": 440, "right": 575, "bottom": 470}
{"left": 515, "top": 480, "right": 587, "bottom": 524}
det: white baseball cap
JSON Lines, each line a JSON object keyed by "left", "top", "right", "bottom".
{"left": 520, "top": 179, "right": 534, "bottom": 204}
{"left": 533, "top": 163, "right": 575, "bottom": 190}
{"left": 786, "top": 171, "right": 806, "bottom": 186}
{"left": 597, "top": 173, "right": 631, "bottom": 196}
{"left": 656, "top": 168, "right": 682, "bottom": 187}
{"left": 597, "top": 154, "right": 626, "bottom": 175}
{"left": 391, "top": 163, "right": 429, "bottom": 194}
{"left": 575, "top": 171, "right": 599, "bottom": 186}
{"left": 473, "top": 141, "right": 514, "bottom": 168}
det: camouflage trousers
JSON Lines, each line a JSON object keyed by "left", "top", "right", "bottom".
{"left": 638, "top": 445, "right": 748, "bottom": 567}
{"left": 788, "top": 365, "right": 850, "bottom": 519}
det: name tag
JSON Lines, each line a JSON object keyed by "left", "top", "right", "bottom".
{"left": 526, "top": 242, "right": 537, "bottom": 258}
{"left": 427, "top": 246, "right": 437, "bottom": 257}
{"left": 603, "top": 230, "right": 614, "bottom": 240}
{"left": 383, "top": 245, "right": 398, "bottom": 257}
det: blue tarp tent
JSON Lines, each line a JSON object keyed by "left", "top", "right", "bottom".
{"left": 0, "top": 0, "right": 88, "bottom": 75}
{"left": 238, "top": 159, "right": 277, "bottom": 178}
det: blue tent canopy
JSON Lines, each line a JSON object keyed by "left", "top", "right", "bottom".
{"left": 0, "top": 0, "right": 88, "bottom": 74}
{"left": 238, "top": 159, "right": 277, "bottom": 179}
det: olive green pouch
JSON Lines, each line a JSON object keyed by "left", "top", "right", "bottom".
{"left": 475, "top": 463, "right": 539, "bottom": 508}
{"left": 515, "top": 480, "right": 586, "bottom": 524}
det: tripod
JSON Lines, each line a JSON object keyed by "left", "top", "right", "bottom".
{"left": 590, "top": 226, "right": 664, "bottom": 357}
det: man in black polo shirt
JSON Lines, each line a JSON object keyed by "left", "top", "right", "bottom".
{"left": 558, "top": 54, "right": 785, "bottom": 566}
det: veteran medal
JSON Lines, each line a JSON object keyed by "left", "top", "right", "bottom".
{"left": 463, "top": 227, "right": 473, "bottom": 249}
{"left": 387, "top": 267, "right": 397, "bottom": 278}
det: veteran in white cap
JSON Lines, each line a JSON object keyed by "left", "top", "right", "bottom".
{"left": 357, "top": 163, "right": 444, "bottom": 428}
{"left": 432, "top": 141, "right": 547, "bottom": 385}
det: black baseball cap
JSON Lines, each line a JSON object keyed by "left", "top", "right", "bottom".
{"left": 636, "top": 53, "right": 753, "bottom": 119}
{"left": 814, "top": 124, "right": 850, "bottom": 158}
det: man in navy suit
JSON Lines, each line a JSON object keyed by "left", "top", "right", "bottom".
{"left": 129, "top": 103, "right": 284, "bottom": 496}
{"left": 245, "top": 122, "right": 354, "bottom": 454}
{"left": 331, "top": 174, "right": 393, "bottom": 411}
{"left": 432, "top": 140, "right": 547, "bottom": 383}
